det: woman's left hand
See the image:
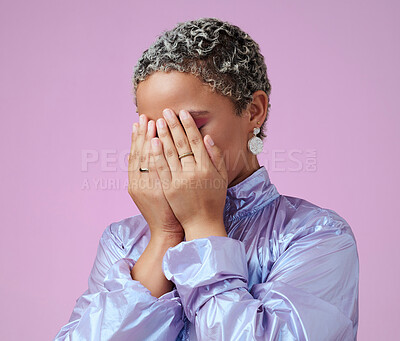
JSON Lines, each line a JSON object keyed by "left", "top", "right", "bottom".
{"left": 150, "top": 108, "right": 228, "bottom": 240}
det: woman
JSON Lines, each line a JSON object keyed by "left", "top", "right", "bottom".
{"left": 54, "top": 17, "right": 359, "bottom": 340}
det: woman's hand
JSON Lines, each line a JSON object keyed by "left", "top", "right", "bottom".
{"left": 150, "top": 108, "right": 228, "bottom": 240}
{"left": 128, "top": 114, "right": 184, "bottom": 242}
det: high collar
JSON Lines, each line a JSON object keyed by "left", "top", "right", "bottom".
{"left": 223, "top": 165, "right": 280, "bottom": 224}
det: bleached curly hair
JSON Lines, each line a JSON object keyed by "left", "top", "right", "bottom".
{"left": 132, "top": 17, "right": 272, "bottom": 140}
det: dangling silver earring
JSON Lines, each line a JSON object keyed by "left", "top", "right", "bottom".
{"left": 248, "top": 126, "right": 263, "bottom": 155}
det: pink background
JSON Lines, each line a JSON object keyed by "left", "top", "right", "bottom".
{"left": 1, "top": 0, "right": 398, "bottom": 339}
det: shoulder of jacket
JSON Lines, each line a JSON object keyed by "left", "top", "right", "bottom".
{"left": 272, "top": 195, "right": 356, "bottom": 244}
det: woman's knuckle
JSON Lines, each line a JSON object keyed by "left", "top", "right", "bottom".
{"left": 133, "top": 150, "right": 140, "bottom": 159}
{"left": 169, "top": 120, "right": 179, "bottom": 129}
{"left": 158, "top": 130, "right": 167, "bottom": 138}
{"left": 176, "top": 138, "right": 185, "bottom": 149}
{"left": 139, "top": 154, "right": 147, "bottom": 163}
{"left": 166, "top": 147, "right": 175, "bottom": 158}
{"left": 157, "top": 163, "right": 166, "bottom": 172}
{"left": 190, "top": 134, "right": 202, "bottom": 145}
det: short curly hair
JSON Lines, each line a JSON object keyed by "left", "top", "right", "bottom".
{"left": 132, "top": 17, "right": 272, "bottom": 140}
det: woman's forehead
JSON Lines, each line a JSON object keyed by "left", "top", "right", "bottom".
{"left": 137, "top": 71, "right": 213, "bottom": 101}
{"left": 136, "top": 72, "right": 226, "bottom": 116}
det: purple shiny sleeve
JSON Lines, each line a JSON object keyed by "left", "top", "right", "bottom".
{"left": 53, "top": 224, "right": 184, "bottom": 340}
{"left": 163, "top": 224, "right": 358, "bottom": 340}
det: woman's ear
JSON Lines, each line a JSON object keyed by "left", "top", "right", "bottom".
{"left": 247, "top": 90, "right": 269, "bottom": 130}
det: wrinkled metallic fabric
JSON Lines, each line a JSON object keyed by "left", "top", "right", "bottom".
{"left": 54, "top": 166, "right": 359, "bottom": 340}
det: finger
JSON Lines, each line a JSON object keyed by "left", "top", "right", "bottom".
{"left": 162, "top": 108, "right": 195, "bottom": 168}
{"left": 178, "top": 109, "right": 210, "bottom": 170}
{"left": 137, "top": 114, "right": 150, "bottom": 173}
{"left": 140, "top": 119, "right": 155, "bottom": 172}
{"left": 128, "top": 122, "right": 140, "bottom": 183}
{"left": 204, "top": 135, "right": 228, "bottom": 182}
{"left": 151, "top": 137, "right": 172, "bottom": 187}
{"left": 155, "top": 117, "right": 181, "bottom": 173}
{"left": 148, "top": 148, "right": 162, "bottom": 192}
{"left": 147, "top": 120, "right": 162, "bottom": 191}
{"left": 129, "top": 114, "right": 147, "bottom": 171}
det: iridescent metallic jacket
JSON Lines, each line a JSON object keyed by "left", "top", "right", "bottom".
{"left": 54, "top": 166, "right": 359, "bottom": 340}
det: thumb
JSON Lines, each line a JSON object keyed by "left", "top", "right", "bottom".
{"left": 204, "top": 135, "right": 228, "bottom": 182}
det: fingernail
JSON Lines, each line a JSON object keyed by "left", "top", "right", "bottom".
{"left": 132, "top": 123, "right": 137, "bottom": 133}
{"left": 206, "top": 135, "right": 214, "bottom": 146}
{"left": 163, "top": 109, "right": 173, "bottom": 120}
{"left": 140, "top": 115, "right": 145, "bottom": 125}
{"left": 180, "top": 110, "right": 189, "bottom": 120}
{"left": 157, "top": 118, "right": 165, "bottom": 129}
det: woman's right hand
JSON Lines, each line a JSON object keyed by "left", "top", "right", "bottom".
{"left": 128, "top": 114, "right": 185, "bottom": 242}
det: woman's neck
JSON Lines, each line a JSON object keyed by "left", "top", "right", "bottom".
{"left": 228, "top": 158, "right": 261, "bottom": 188}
